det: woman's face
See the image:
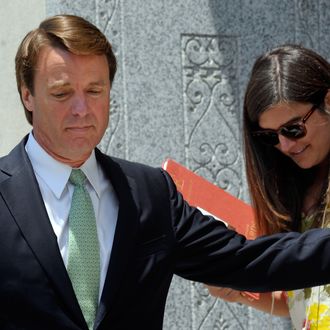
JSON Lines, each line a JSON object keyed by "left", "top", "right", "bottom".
{"left": 258, "top": 100, "right": 330, "bottom": 169}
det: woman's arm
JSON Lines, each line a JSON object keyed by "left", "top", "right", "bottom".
{"left": 206, "top": 286, "right": 289, "bottom": 317}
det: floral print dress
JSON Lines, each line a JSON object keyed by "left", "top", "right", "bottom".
{"left": 286, "top": 204, "right": 330, "bottom": 330}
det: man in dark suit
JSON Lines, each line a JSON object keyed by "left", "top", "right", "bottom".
{"left": 2, "top": 13, "right": 330, "bottom": 330}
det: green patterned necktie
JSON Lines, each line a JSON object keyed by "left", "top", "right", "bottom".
{"left": 67, "top": 169, "right": 100, "bottom": 330}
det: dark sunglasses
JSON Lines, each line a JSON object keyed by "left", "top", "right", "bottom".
{"left": 252, "top": 105, "right": 317, "bottom": 146}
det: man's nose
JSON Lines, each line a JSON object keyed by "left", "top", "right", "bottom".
{"left": 71, "top": 94, "right": 88, "bottom": 116}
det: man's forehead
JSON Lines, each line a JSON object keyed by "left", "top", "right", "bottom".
{"left": 36, "top": 46, "right": 70, "bottom": 68}
{"left": 36, "top": 45, "right": 108, "bottom": 71}
{"left": 34, "top": 46, "right": 109, "bottom": 85}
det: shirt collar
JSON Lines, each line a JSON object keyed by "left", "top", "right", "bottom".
{"left": 80, "top": 152, "right": 101, "bottom": 198}
{"left": 25, "top": 132, "right": 101, "bottom": 199}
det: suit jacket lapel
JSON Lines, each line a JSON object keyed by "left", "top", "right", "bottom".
{"left": 0, "top": 139, "right": 87, "bottom": 327}
{"left": 94, "top": 151, "right": 139, "bottom": 328}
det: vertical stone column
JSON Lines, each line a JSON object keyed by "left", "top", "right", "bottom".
{"left": 0, "top": 0, "right": 45, "bottom": 156}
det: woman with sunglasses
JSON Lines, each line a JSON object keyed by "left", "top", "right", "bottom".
{"left": 207, "top": 44, "right": 330, "bottom": 329}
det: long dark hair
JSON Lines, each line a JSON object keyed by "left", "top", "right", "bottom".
{"left": 243, "top": 44, "right": 330, "bottom": 234}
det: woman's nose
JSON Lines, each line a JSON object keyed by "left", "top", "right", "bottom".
{"left": 277, "top": 134, "right": 297, "bottom": 153}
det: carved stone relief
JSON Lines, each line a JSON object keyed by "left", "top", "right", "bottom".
{"left": 94, "top": 0, "right": 126, "bottom": 158}
{"left": 182, "top": 34, "right": 243, "bottom": 199}
{"left": 295, "top": 0, "right": 320, "bottom": 49}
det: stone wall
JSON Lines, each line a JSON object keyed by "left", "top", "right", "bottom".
{"left": 2, "top": 0, "right": 328, "bottom": 328}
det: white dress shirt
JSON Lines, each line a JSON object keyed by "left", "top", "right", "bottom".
{"left": 25, "top": 133, "right": 118, "bottom": 300}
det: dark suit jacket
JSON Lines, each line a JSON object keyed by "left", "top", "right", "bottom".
{"left": 1, "top": 137, "right": 330, "bottom": 329}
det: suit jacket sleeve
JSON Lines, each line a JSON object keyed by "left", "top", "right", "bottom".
{"left": 160, "top": 169, "right": 330, "bottom": 292}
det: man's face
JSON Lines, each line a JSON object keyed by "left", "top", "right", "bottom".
{"left": 21, "top": 46, "right": 111, "bottom": 167}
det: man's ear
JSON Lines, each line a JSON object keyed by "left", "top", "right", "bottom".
{"left": 21, "top": 86, "right": 34, "bottom": 112}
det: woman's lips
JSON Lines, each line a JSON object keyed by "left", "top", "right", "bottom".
{"left": 290, "top": 145, "right": 308, "bottom": 156}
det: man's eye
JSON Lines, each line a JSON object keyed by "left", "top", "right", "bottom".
{"left": 52, "top": 92, "right": 68, "bottom": 98}
{"left": 88, "top": 90, "right": 101, "bottom": 94}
